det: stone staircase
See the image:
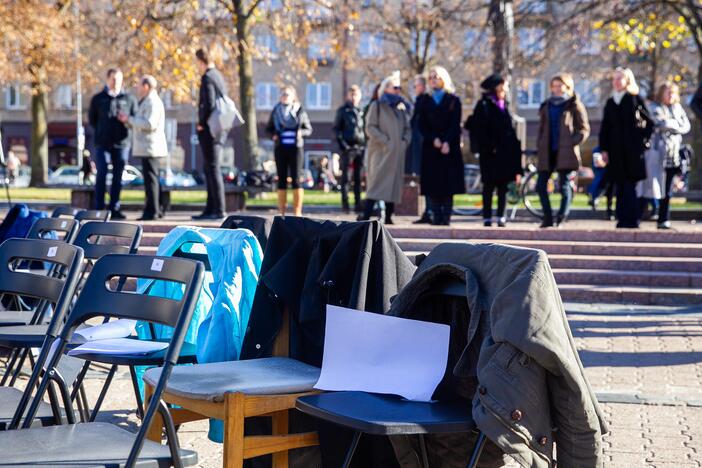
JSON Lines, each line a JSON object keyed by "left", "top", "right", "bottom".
{"left": 136, "top": 221, "right": 702, "bottom": 306}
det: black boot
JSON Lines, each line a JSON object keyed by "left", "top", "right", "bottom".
{"left": 384, "top": 202, "right": 395, "bottom": 225}
{"left": 357, "top": 199, "right": 375, "bottom": 221}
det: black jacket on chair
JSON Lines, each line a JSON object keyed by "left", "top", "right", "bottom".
{"left": 465, "top": 95, "right": 522, "bottom": 185}
{"left": 417, "top": 93, "right": 465, "bottom": 197}
{"left": 598, "top": 93, "right": 654, "bottom": 183}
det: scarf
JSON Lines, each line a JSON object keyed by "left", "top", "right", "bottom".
{"left": 548, "top": 94, "right": 569, "bottom": 106}
{"left": 273, "top": 102, "right": 301, "bottom": 132}
{"left": 380, "top": 92, "right": 405, "bottom": 108}
{"left": 491, "top": 94, "right": 506, "bottom": 112}
{"left": 612, "top": 90, "right": 626, "bottom": 105}
{"left": 431, "top": 88, "right": 446, "bottom": 105}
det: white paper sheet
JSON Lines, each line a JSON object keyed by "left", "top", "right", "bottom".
{"left": 67, "top": 338, "right": 168, "bottom": 356}
{"left": 72, "top": 319, "right": 137, "bottom": 344}
{"left": 314, "top": 305, "right": 450, "bottom": 402}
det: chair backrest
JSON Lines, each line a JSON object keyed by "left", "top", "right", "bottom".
{"left": 18, "top": 254, "right": 204, "bottom": 467}
{"left": 75, "top": 209, "right": 111, "bottom": 222}
{"left": 51, "top": 206, "right": 80, "bottom": 219}
{"left": 26, "top": 217, "right": 79, "bottom": 243}
{"left": 72, "top": 221, "right": 142, "bottom": 261}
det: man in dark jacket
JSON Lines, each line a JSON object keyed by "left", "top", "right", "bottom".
{"left": 193, "top": 47, "right": 228, "bottom": 220}
{"left": 690, "top": 82, "right": 702, "bottom": 121}
{"left": 88, "top": 68, "right": 137, "bottom": 219}
{"left": 410, "top": 75, "right": 433, "bottom": 224}
{"left": 333, "top": 85, "right": 366, "bottom": 212}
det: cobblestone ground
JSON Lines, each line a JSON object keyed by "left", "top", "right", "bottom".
{"left": 5, "top": 303, "right": 702, "bottom": 467}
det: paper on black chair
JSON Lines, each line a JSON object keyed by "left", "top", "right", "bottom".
{"left": 67, "top": 338, "right": 168, "bottom": 356}
{"left": 71, "top": 319, "right": 137, "bottom": 344}
{"left": 314, "top": 305, "right": 450, "bottom": 402}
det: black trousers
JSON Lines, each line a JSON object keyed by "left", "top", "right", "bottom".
{"left": 615, "top": 179, "right": 639, "bottom": 228}
{"left": 139, "top": 157, "right": 161, "bottom": 218}
{"left": 658, "top": 168, "right": 679, "bottom": 223}
{"left": 275, "top": 145, "right": 302, "bottom": 189}
{"left": 482, "top": 181, "right": 508, "bottom": 219}
{"left": 340, "top": 148, "right": 363, "bottom": 208}
{"left": 427, "top": 195, "right": 453, "bottom": 224}
{"left": 198, "top": 129, "right": 226, "bottom": 215}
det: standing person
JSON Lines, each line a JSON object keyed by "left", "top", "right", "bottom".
{"left": 88, "top": 68, "right": 137, "bottom": 219}
{"left": 535, "top": 73, "right": 590, "bottom": 228}
{"left": 80, "top": 149, "right": 94, "bottom": 185}
{"left": 410, "top": 74, "right": 434, "bottom": 224}
{"left": 588, "top": 146, "right": 615, "bottom": 220}
{"left": 648, "top": 82, "right": 691, "bottom": 229}
{"left": 265, "top": 86, "right": 312, "bottom": 216}
{"left": 416, "top": 66, "right": 464, "bottom": 226}
{"left": 118, "top": 74, "right": 168, "bottom": 221}
{"left": 599, "top": 67, "right": 654, "bottom": 229}
{"left": 359, "top": 73, "right": 412, "bottom": 224}
{"left": 465, "top": 74, "right": 522, "bottom": 227}
{"left": 333, "top": 85, "right": 366, "bottom": 213}
{"left": 193, "top": 47, "right": 228, "bottom": 220}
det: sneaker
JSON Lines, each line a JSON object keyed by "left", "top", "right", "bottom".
{"left": 497, "top": 217, "right": 507, "bottom": 228}
{"left": 658, "top": 221, "right": 672, "bottom": 230}
{"left": 483, "top": 219, "right": 492, "bottom": 227}
{"left": 110, "top": 210, "right": 127, "bottom": 220}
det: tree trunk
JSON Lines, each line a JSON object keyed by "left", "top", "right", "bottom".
{"left": 489, "top": 0, "right": 514, "bottom": 83}
{"left": 236, "top": 9, "right": 257, "bottom": 171}
{"left": 689, "top": 61, "right": 702, "bottom": 190}
{"left": 29, "top": 83, "right": 48, "bottom": 187}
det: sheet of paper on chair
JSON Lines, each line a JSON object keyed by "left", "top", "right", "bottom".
{"left": 314, "top": 305, "right": 450, "bottom": 402}
{"left": 67, "top": 338, "right": 168, "bottom": 356}
{"left": 71, "top": 319, "right": 137, "bottom": 344}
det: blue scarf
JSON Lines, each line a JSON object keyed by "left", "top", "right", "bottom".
{"left": 432, "top": 88, "right": 446, "bottom": 105}
{"left": 380, "top": 92, "right": 405, "bottom": 108}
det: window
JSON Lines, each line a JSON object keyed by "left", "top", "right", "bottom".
{"left": 518, "top": 27, "right": 545, "bottom": 57}
{"left": 53, "top": 84, "right": 74, "bottom": 110}
{"left": 308, "top": 32, "right": 333, "bottom": 63}
{"left": 409, "top": 30, "right": 437, "bottom": 59}
{"left": 256, "top": 82, "right": 279, "bottom": 110}
{"left": 463, "top": 28, "right": 488, "bottom": 57}
{"left": 306, "top": 82, "right": 332, "bottom": 110}
{"left": 358, "top": 32, "right": 383, "bottom": 58}
{"left": 5, "top": 84, "right": 25, "bottom": 110}
{"left": 574, "top": 79, "right": 600, "bottom": 107}
{"left": 516, "top": 79, "right": 545, "bottom": 108}
{"left": 256, "top": 33, "right": 280, "bottom": 59}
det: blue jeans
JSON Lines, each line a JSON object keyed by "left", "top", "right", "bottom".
{"left": 537, "top": 170, "right": 574, "bottom": 222}
{"left": 94, "top": 146, "right": 130, "bottom": 211}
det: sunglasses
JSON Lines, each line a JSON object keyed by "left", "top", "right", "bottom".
{"left": 393, "top": 86, "right": 402, "bottom": 90}
{"left": 429, "top": 74, "right": 440, "bottom": 79}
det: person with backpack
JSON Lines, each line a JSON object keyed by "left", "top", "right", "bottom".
{"left": 416, "top": 66, "right": 464, "bottom": 225}
{"left": 265, "top": 86, "right": 312, "bottom": 216}
{"left": 333, "top": 85, "right": 366, "bottom": 213}
{"left": 465, "top": 74, "right": 522, "bottom": 227}
{"left": 192, "top": 47, "right": 228, "bottom": 220}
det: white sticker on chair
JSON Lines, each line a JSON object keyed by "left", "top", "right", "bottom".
{"left": 151, "top": 258, "right": 164, "bottom": 272}
{"left": 47, "top": 246, "right": 57, "bottom": 257}
{"left": 61, "top": 221, "right": 67, "bottom": 228}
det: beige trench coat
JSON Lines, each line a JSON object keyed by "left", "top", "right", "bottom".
{"left": 364, "top": 99, "right": 411, "bottom": 204}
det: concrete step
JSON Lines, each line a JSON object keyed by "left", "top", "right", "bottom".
{"left": 552, "top": 269, "right": 702, "bottom": 288}
{"left": 396, "top": 238, "right": 702, "bottom": 258}
{"left": 559, "top": 284, "right": 702, "bottom": 305}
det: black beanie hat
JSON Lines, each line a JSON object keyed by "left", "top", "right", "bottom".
{"left": 480, "top": 73, "right": 505, "bottom": 92}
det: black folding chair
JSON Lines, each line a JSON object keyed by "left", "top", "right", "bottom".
{"left": 220, "top": 214, "right": 271, "bottom": 251}
{"left": 75, "top": 209, "right": 112, "bottom": 222}
{"left": 0, "top": 238, "right": 84, "bottom": 430}
{"left": 0, "top": 221, "right": 142, "bottom": 391}
{"left": 295, "top": 278, "right": 488, "bottom": 468}
{"left": 2, "top": 253, "right": 204, "bottom": 467}
{"left": 0, "top": 218, "right": 80, "bottom": 330}
{"left": 51, "top": 206, "right": 81, "bottom": 219}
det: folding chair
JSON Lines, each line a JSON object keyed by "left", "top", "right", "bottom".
{"left": 51, "top": 206, "right": 81, "bottom": 219}
{"left": 0, "top": 253, "right": 205, "bottom": 467}
{"left": 0, "top": 238, "right": 84, "bottom": 430}
{"left": 0, "top": 221, "right": 142, "bottom": 390}
{"left": 0, "top": 217, "right": 79, "bottom": 329}
{"left": 295, "top": 277, "right": 488, "bottom": 468}
{"left": 143, "top": 307, "right": 321, "bottom": 468}
{"left": 75, "top": 209, "right": 112, "bottom": 222}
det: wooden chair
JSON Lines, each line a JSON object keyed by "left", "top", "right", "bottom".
{"left": 143, "top": 307, "right": 321, "bottom": 468}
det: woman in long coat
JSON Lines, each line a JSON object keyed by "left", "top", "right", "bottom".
{"left": 417, "top": 66, "right": 464, "bottom": 225}
{"left": 465, "top": 74, "right": 522, "bottom": 227}
{"left": 599, "top": 67, "right": 654, "bottom": 228}
{"left": 360, "top": 73, "right": 412, "bottom": 224}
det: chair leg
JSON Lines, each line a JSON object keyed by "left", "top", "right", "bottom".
{"left": 467, "top": 431, "right": 487, "bottom": 468}
{"left": 8, "top": 348, "right": 30, "bottom": 387}
{"left": 129, "top": 365, "right": 145, "bottom": 419}
{"left": 1, "top": 348, "right": 20, "bottom": 385}
{"left": 418, "top": 434, "right": 430, "bottom": 468}
{"left": 271, "top": 410, "right": 289, "bottom": 468}
{"left": 224, "top": 393, "right": 246, "bottom": 468}
{"left": 89, "top": 364, "right": 117, "bottom": 422}
{"left": 342, "top": 431, "right": 362, "bottom": 468}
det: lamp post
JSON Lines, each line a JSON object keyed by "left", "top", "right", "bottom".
{"left": 74, "top": 0, "right": 84, "bottom": 169}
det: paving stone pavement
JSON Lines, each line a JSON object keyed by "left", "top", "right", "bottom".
{"left": 4, "top": 303, "right": 702, "bottom": 467}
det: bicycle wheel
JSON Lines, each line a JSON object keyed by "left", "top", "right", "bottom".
{"left": 521, "top": 171, "right": 544, "bottom": 220}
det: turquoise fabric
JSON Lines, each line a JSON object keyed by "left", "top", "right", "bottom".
{"left": 134, "top": 225, "right": 263, "bottom": 442}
